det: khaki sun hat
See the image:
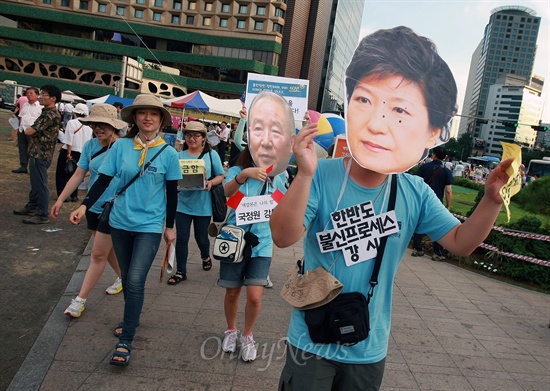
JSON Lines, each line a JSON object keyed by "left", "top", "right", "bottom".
{"left": 120, "top": 94, "right": 172, "bottom": 127}
{"left": 80, "top": 103, "right": 127, "bottom": 130}
{"left": 184, "top": 121, "right": 207, "bottom": 135}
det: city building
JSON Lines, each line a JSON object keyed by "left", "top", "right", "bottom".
{"left": 0, "top": 0, "right": 364, "bottom": 110}
{"left": 0, "top": 0, "right": 288, "bottom": 100}
{"left": 278, "top": 0, "right": 364, "bottom": 112}
{"left": 477, "top": 74, "right": 545, "bottom": 156}
{"left": 458, "top": 5, "right": 541, "bottom": 139}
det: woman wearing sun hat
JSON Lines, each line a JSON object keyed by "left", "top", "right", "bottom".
{"left": 70, "top": 94, "right": 182, "bottom": 367}
{"left": 167, "top": 121, "right": 225, "bottom": 285}
{"left": 55, "top": 102, "right": 93, "bottom": 202}
{"left": 52, "top": 103, "right": 128, "bottom": 317}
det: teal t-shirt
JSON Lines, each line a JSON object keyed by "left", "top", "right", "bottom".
{"left": 176, "top": 149, "right": 225, "bottom": 216}
{"left": 98, "top": 138, "right": 182, "bottom": 233}
{"left": 78, "top": 138, "right": 119, "bottom": 215}
{"left": 286, "top": 158, "right": 459, "bottom": 364}
{"left": 225, "top": 166, "right": 287, "bottom": 257}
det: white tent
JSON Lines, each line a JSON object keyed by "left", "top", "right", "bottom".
{"left": 61, "top": 90, "right": 86, "bottom": 103}
{"left": 162, "top": 91, "right": 242, "bottom": 118}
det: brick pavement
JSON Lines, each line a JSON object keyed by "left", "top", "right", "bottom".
{"left": 8, "top": 236, "right": 550, "bottom": 391}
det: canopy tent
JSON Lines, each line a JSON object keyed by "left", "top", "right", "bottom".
{"left": 163, "top": 91, "right": 242, "bottom": 118}
{"left": 86, "top": 94, "right": 134, "bottom": 107}
{"left": 61, "top": 90, "right": 86, "bottom": 103}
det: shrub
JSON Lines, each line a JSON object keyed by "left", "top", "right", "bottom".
{"left": 453, "top": 177, "right": 484, "bottom": 191}
{"left": 513, "top": 175, "right": 550, "bottom": 216}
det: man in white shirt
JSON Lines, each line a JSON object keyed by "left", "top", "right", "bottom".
{"left": 13, "top": 87, "right": 42, "bottom": 174}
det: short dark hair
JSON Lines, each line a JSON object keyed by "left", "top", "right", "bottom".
{"left": 27, "top": 87, "right": 39, "bottom": 95}
{"left": 345, "top": 26, "right": 457, "bottom": 142}
{"left": 432, "top": 146, "right": 446, "bottom": 160}
{"left": 113, "top": 102, "right": 124, "bottom": 109}
{"left": 40, "top": 84, "right": 61, "bottom": 103}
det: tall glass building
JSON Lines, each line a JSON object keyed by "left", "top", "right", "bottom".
{"left": 458, "top": 6, "right": 541, "bottom": 140}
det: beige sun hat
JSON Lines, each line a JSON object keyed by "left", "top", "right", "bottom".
{"left": 184, "top": 121, "right": 207, "bottom": 135}
{"left": 79, "top": 103, "right": 128, "bottom": 130}
{"left": 120, "top": 94, "right": 172, "bottom": 127}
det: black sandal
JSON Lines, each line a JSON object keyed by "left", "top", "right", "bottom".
{"left": 202, "top": 257, "right": 212, "bottom": 271}
{"left": 109, "top": 342, "right": 132, "bottom": 367}
{"left": 167, "top": 272, "right": 187, "bottom": 285}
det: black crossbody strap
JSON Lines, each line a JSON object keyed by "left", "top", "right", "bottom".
{"left": 116, "top": 144, "right": 169, "bottom": 197}
{"left": 368, "top": 174, "right": 398, "bottom": 293}
{"left": 207, "top": 151, "right": 215, "bottom": 180}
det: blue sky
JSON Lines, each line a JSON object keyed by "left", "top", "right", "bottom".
{"left": 360, "top": 0, "right": 550, "bottom": 125}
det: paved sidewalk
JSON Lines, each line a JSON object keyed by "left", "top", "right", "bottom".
{"left": 8, "top": 236, "right": 550, "bottom": 391}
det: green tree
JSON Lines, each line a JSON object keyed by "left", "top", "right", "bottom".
{"left": 445, "top": 133, "right": 472, "bottom": 161}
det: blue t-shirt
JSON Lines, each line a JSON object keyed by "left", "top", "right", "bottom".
{"left": 176, "top": 149, "right": 225, "bottom": 216}
{"left": 78, "top": 138, "right": 119, "bottom": 215}
{"left": 225, "top": 166, "right": 287, "bottom": 257}
{"left": 286, "top": 158, "right": 459, "bottom": 364}
{"left": 99, "top": 138, "right": 182, "bottom": 233}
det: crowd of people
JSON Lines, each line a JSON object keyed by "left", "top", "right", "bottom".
{"left": 7, "top": 26, "right": 516, "bottom": 390}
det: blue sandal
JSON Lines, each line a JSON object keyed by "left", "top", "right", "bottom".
{"left": 109, "top": 342, "right": 132, "bottom": 366}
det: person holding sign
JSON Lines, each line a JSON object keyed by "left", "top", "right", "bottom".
{"left": 271, "top": 26, "right": 513, "bottom": 390}
{"left": 218, "top": 91, "right": 293, "bottom": 362}
{"left": 168, "top": 121, "right": 225, "bottom": 285}
{"left": 70, "top": 95, "right": 182, "bottom": 367}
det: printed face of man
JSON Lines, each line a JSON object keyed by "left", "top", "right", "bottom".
{"left": 248, "top": 96, "right": 294, "bottom": 176}
{"left": 346, "top": 73, "right": 441, "bottom": 174}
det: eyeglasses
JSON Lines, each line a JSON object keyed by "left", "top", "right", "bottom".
{"left": 184, "top": 133, "right": 203, "bottom": 140}
{"left": 92, "top": 123, "right": 111, "bottom": 130}
{"left": 39, "top": 93, "right": 50, "bottom": 97}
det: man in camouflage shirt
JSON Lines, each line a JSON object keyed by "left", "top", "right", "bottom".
{"left": 13, "top": 85, "right": 62, "bottom": 224}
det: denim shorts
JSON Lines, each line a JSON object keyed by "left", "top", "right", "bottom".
{"left": 86, "top": 210, "right": 111, "bottom": 234}
{"left": 217, "top": 256, "right": 271, "bottom": 288}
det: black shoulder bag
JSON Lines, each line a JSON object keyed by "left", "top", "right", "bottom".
{"left": 99, "top": 144, "right": 169, "bottom": 224}
{"left": 206, "top": 151, "right": 227, "bottom": 222}
{"left": 304, "top": 174, "right": 398, "bottom": 346}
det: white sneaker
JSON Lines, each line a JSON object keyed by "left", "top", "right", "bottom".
{"left": 106, "top": 277, "right": 122, "bottom": 295}
{"left": 240, "top": 334, "right": 257, "bottom": 362}
{"left": 265, "top": 275, "right": 273, "bottom": 288}
{"left": 222, "top": 329, "right": 238, "bottom": 353}
{"left": 64, "top": 297, "right": 86, "bottom": 318}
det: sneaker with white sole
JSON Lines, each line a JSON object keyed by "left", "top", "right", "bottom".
{"left": 240, "top": 334, "right": 257, "bottom": 362}
{"left": 64, "top": 297, "right": 86, "bottom": 318}
{"left": 106, "top": 277, "right": 123, "bottom": 295}
{"left": 222, "top": 329, "right": 238, "bottom": 353}
{"left": 265, "top": 275, "right": 273, "bottom": 288}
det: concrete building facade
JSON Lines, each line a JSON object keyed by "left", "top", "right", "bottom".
{"left": 0, "top": 0, "right": 288, "bottom": 100}
{"left": 479, "top": 74, "right": 545, "bottom": 156}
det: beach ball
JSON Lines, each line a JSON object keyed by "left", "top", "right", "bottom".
{"left": 322, "top": 113, "right": 346, "bottom": 136}
{"left": 308, "top": 110, "right": 333, "bottom": 150}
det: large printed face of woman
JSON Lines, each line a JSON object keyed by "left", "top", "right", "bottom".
{"left": 248, "top": 94, "right": 295, "bottom": 176}
{"left": 346, "top": 73, "right": 441, "bottom": 174}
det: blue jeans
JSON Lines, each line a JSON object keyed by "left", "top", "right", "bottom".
{"left": 110, "top": 227, "right": 162, "bottom": 344}
{"left": 175, "top": 212, "right": 211, "bottom": 274}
